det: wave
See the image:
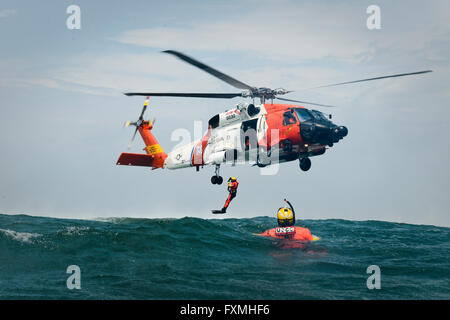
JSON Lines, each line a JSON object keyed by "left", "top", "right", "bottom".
{"left": 0, "top": 213, "right": 449, "bottom": 299}
{"left": 0, "top": 228, "right": 41, "bottom": 244}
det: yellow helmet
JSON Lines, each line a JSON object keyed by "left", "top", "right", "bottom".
{"left": 230, "top": 177, "right": 237, "bottom": 181}
{"left": 277, "top": 207, "right": 294, "bottom": 227}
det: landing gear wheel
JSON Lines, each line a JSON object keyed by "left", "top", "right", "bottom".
{"left": 299, "top": 157, "right": 311, "bottom": 171}
{"left": 211, "top": 164, "right": 223, "bottom": 185}
{"left": 211, "top": 176, "right": 223, "bottom": 184}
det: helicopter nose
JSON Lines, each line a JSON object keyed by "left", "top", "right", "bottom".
{"left": 330, "top": 126, "right": 348, "bottom": 143}
{"left": 338, "top": 126, "right": 348, "bottom": 137}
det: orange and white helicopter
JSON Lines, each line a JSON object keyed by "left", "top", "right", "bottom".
{"left": 117, "top": 50, "right": 431, "bottom": 184}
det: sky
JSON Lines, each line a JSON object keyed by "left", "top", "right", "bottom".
{"left": 0, "top": 0, "right": 449, "bottom": 226}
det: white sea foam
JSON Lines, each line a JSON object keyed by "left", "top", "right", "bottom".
{"left": 0, "top": 228, "right": 41, "bottom": 243}
{"left": 62, "top": 226, "right": 90, "bottom": 235}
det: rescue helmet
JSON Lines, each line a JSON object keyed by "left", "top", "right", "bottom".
{"left": 277, "top": 207, "right": 294, "bottom": 227}
{"left": 230, "top": 177, "right": 237, "bottom": 181}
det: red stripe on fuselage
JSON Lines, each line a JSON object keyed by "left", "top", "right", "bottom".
{"left": 191, "top": 127, "right": 211, "bottom": 166}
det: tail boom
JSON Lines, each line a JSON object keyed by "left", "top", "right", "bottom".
{"left": 117, "top": 121, "right": 167, "bottom": 169}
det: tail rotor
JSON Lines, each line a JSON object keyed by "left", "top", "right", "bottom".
{"left": 124, "top": 96, "right": 150, "bottom": 149}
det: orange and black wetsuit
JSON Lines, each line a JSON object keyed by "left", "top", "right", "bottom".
{"left": 222, "top": 179, "right": 238, "bottom": 212}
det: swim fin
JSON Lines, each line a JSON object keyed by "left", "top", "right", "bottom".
{"left": 211, "top": 208, "right": 227, "bottom": 214}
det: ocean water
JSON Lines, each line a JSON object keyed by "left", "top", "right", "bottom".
{"left": 0, "top": 213, "right": 448, "bottom": 300}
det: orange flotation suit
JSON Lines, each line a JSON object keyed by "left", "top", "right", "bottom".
{"left": 223, "top": 180, "right": 238, "bottom": 209}
{"left": 258, "top": 226, "right": 314, "bottom": 241}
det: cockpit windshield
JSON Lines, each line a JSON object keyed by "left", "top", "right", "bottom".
{"left": 310, "top": 110, "right": 330, "bottom": 122}
{"left": 294, "top": 108, "right": 313, "bottom": 122}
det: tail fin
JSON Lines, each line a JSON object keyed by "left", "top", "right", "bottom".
{"left": 117, "top": 121, "right": 167, "bottom": 169}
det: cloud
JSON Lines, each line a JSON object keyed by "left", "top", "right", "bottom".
{"left": 48, "top": 52, "right": 237, "bottom": 96}
{"left": 0, "top": 9, "right": 16, "bottom": 18}
{"left": 1, "top": 1, "right": 446, "bottom": 105}
{"left": 7, "top": 51, "right": 365, "bottom": 106}
{"left": 112, "top": 0, "right": 450, "bottom": 68}
{"left": 112, "top": 3, "right": 374, "bottom": 63}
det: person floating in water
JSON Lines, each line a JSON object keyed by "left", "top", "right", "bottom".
{"left": 212, "top": 177, "right": 239, "bottom": 214}
{"left": 256, "top": 199, "right": 320, "bottom": 241}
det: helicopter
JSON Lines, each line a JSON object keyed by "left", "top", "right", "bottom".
{"left": 116, "top": 50, "right": 431, "bottom": 184}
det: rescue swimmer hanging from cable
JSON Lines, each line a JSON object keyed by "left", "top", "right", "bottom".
{"left": 212, "top": 177, "right": 239, "bottom": 214}
{"left": 116, "top": 50, "right": 431, "bottom": 187}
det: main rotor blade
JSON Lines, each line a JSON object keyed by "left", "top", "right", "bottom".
{"left": 276, "top": 97, "right": 337, "bottom": 108}
{"left": 309, "top": 70, "right": 432, "bottom": 89}
{"left": 163, "top": 50, "right": 254, "bottom": 91}
{"left": 124, "top": 92, "right": 242, "bottom": 99}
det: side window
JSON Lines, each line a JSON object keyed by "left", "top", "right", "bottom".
{"left": 294, "top": 108, "right": 312, "bottom": 122}
{"left": 283, "top": 111, "right": 297, "bottom": 126}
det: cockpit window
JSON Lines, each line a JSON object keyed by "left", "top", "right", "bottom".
{"left": 310, "top": 110, "right": 329, "bottom": 122}
{"left": 311, "top": 110, "right": 330, "bottom": 122}
{"left": 208, "top": 114, "right": 220, "bottom": 129}
{"left": 283, "top": 111, "right": 297, "bottom": 126}
{"left": 294, "top": 108, "right": 312, "bottom": 122}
